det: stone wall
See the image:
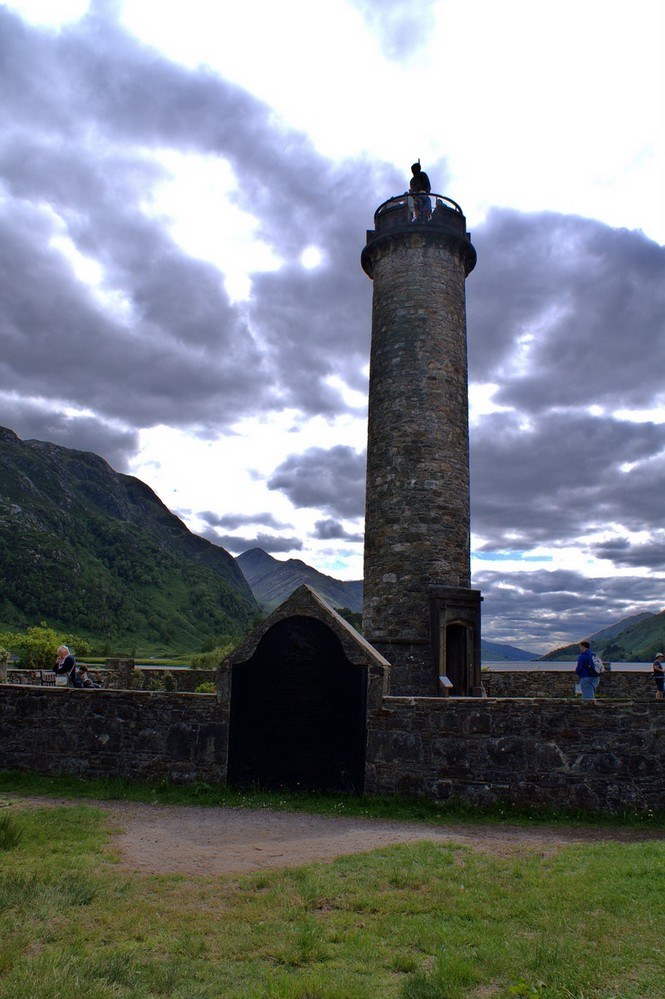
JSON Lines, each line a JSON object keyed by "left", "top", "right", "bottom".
{"left": 0, "top": 685, "right": 226, "bottom": 783}
{"left": 484, "top": 670, "right": 656, "bottom": 700}
{"left": 6, "top": 667, "right": 216, "bottom": 692}
{"left": 366, "top": 696, "right": 664, "bottom": 813}
{"left": 3, "top": 681, "right": 664, "bottom": 815}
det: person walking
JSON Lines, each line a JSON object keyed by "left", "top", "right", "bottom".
{"left": 653, "top": 652, "right": 665, "bottom": 700}
{"left": 575, "top": 640, "right": 600, "bottom": 700}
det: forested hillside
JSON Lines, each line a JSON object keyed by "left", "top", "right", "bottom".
{"left": 0, "top": 427, "right": 259, "bottom": 654}
{"left": 539, "top": 611, "right": 665, "bottom": 662}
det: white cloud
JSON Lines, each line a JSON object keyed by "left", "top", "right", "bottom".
{"left": 3, "top": 0, "right": 89, "bottom": 26}
{"left": 144, "top": 149, "right": 283, "bottom": 302}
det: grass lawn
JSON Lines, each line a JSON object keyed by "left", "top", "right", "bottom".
{"left": 1, "top": 781, "right": 663, "bottom": 998}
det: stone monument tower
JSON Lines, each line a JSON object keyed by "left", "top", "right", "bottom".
{"left": 361, "top": 178, "right": 482, "bottom": 697}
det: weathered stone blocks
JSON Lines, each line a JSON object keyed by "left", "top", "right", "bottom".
{"left": 0, "top": 686, "right": 228, "bottom": 784}
{"left": 365, "top": 697, "right": 665, "bottom": 814}
{"left": 362, "top": 207, "right": 478, "bottom": 696}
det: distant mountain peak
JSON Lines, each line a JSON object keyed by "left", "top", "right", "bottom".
{"left": 237, "top": 547, "right": 363, "bottom": 613}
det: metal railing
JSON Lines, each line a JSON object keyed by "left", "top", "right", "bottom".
{"left": 375, "top": 193, "right": 463, "bottom": 223}
{"left": 370, "top": 194, "right": 468, "bottom": 239}
{"left": 363, "top": 193, "right": 475, "bottom": 275}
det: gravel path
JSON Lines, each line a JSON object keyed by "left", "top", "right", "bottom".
{"left": 5, "top": 795, "right": 663, "bottom": 876}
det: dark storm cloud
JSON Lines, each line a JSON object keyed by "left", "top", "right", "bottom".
{"left": 468, "top": 209, "right": 665, "bottom": 412}
{"left": 0, "top": 6, "right": 395, "bottom": 465}
{"left": 268, "top": 446, "right": 366, "bottom": 518}
{"left": 468, "top": 209, "right": 665, "bottom": 585}
{"left": 470, "top": 410, "right": 664, "bottom": 549}
{"left": 0, "top": 405, "right": 137, "bottom": 472}
{"left": 350, "top": 0, "right": 437, "bottom": 59}
{"left": 592, "top": 536, "right": 665, "bottom": 570}
{"left": 476, "top": 568, "right": 664, "bottom": 652}
{"left": 0, "top": 195, "right": 267, "bottom": 427}
{"left": 203, "top": 530, "right": 303, "bottom": 554}
{"left": 313, "top": 518, "right": 364, "bottom": 542}
{"left": 198, "top": 510, "right": 292, "bottom": 531}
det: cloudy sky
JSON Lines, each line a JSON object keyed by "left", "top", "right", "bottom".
{"left": 1, "top": 0, "right": 663, "bottom": 653}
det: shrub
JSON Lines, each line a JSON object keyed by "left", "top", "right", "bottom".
{"left": 194, "top": 681, "right": 216, "bottom": 694}
{"left": 0, "top": 623, "right": 92, "bottom": 670}
{"left": 189, "top": 643, "right": 235, "bottom": 670}
{"left": 162, "top": 672, "right": 177, "bottom": 692}
{"left": 128, "top": 668, "right": 145, "bottom": 690}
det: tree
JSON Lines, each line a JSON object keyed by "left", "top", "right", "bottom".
{"left": 0, "top": 623, "right": 91, "bottom": 670}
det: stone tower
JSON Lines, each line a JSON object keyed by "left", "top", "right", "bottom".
{"left": 361, "top": 189, "right": 482, "bottom": 697}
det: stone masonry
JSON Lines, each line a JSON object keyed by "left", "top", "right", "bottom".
{"left": 366, "top": 696, "right": 665, "bottom": 814}
{"left": 361, "top": 199, "right": 479, "bottom": 695}
{"left": 484, "top": 669, "right": 660, "bottom": 700}
{"left": 0, "top": 686, "right": 226, "bottom": 784}
{"left": 3, "top": 682, "right": 663, "bottom": 814}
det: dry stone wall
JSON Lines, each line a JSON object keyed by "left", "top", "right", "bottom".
{"left": 366, "top": 696, "right": 665, "bottom": 813}
{"left": 6, "top": 667, "right": 216, "bottom": 692}
{"left": 0, "top": 686, "right": 226, "bottom": 783}
{"left": 2, "top": 680, "right": 663, "bottom": 815}
{"left": 484, "top": 670, "right": 657, "bottom": 700}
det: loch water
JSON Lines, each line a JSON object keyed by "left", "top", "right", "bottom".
{"left": 485, "top": 661, "right": 653, "bottom": 672}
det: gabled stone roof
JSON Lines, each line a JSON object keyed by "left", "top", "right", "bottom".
{"left": 221, "top": 584, "right": 390, "bottom": 670}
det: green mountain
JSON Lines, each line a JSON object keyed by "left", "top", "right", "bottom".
{"left": 480, "top": 640, "right": 538, "bottom": 662}
{"left": 236, "top": 548, "right": 363, "bottom": 613}
{"left": 0, "top": 427, "right": 259, "bottom": 654}
{"left": 539, "top": 611, "right": 665, "bottom": 662}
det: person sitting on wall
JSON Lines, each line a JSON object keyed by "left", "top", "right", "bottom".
{"left": 54, "top": 644, "right": 80, "bottom": 687}
{"left": 652, "top": 652, "right": 665, "bottom": 700}
{"left": 575, "top": 640, "right": 599, "bottom": 700}
{"left": 409, "top": 161, "right": 431, "bottom": 222}
{"left": 77, "top": 664, "right": 101, "bottom": 688}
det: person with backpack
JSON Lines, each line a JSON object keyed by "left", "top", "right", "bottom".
{"left": 652, "top": 652, "right": 665, "bottom": 700}
{"left": 575, "top": 640, "right": 603, "bottom": 699}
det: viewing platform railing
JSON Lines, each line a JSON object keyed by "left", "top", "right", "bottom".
{"left": 362, "top": 193, "right": 475, "bottom": 276}
{"left": 369, "top": 193, "right": 469, "bottom": 238}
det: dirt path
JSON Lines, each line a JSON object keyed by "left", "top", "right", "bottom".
{"left": 4, "top": 795, "right": 663, "bottom": 876}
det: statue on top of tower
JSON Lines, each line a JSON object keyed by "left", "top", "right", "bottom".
{"left": 409, "top": 161, "right": 431, "bottom": 221}
{"left": 409, "top": 161, "right": 431, "bottom": 193}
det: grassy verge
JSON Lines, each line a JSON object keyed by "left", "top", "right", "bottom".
{"left": 1, "top": 770, "right": 664, "bottom": 831}
{"left": 0, "top": 801, "right": 663, "bottom": 998}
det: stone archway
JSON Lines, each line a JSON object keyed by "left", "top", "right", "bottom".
{"left": 227, "top": 615, "right": 367, "bottom": 794}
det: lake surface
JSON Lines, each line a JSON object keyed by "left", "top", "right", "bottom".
{"left": 484, "top": 661, "right": 653, "bottom": 672}
{"left": 138, "top": 661, "right": 655, "bottom": 672}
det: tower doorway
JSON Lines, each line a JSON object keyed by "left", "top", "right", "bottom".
{"left": 445, "top": 622, "right": 468, "bottom": 694}
{"left": 431, "top": 586, "right": 482, "bottom": 696}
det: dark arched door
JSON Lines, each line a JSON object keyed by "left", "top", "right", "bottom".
{"left": 227, "top": 616, "right": 367, "bottom": 793}
{"left": 446, "top": 622, "right": 468, "bottom": 695}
